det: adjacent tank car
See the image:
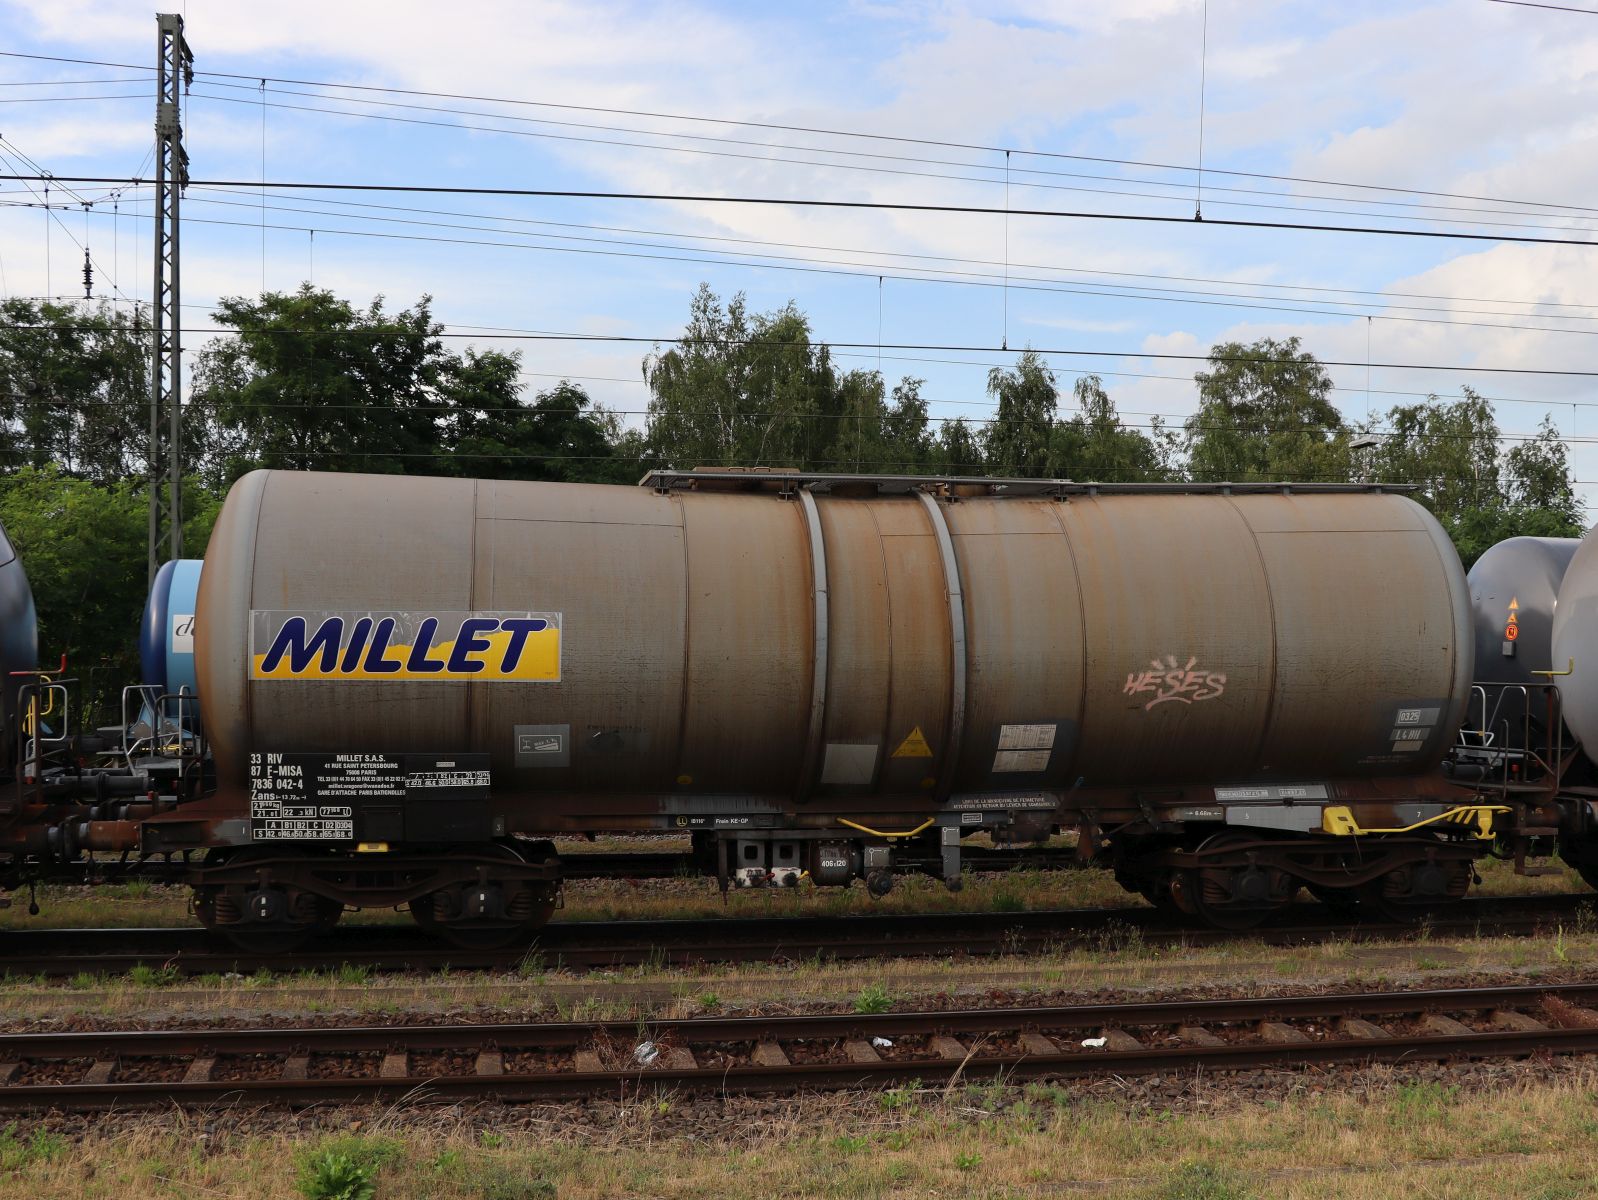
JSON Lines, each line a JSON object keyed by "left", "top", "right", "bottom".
{"left": 0, "top": 522, "right": 38, "bottom": 777}
{"left": 1463, "top": 536, "right": 1578, "bottom": 757}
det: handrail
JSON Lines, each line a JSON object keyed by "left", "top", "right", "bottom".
{"left": 838, "top": 818, "right": 936, "bottom": 840}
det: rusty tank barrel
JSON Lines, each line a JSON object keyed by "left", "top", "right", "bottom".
{"left": 195, "top": 471, "right": 1472, "bottom": 806}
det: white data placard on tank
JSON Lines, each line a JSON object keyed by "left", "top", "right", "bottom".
{"left": 248, "top": 610, "right": 562, "bottom": 682}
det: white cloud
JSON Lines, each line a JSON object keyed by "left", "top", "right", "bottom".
{"left": 5, "top": 0, "right": 1598, "bottom": 508}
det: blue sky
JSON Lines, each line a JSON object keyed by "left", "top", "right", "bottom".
{"left": 3, "top": 0, "right": 1598, "bottom": 497}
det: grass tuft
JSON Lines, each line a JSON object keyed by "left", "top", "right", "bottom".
{"left": 853, "top": 982, "right": 892, "bottom": 1014}
{"left": 0, "top": 1122, "right": 66, "bottom": 1171}
{"left": 295, "top": 1151, "right": 375, "bottom": 1200}
{"left": 126, "top": 962, "right": 179, "bottom": 988}
{"left": 294, "top": 1136, "right": 401, "bottom": 1200}
{"left": 1154, "top": 1160, "right": 1253, "bottom": 1200}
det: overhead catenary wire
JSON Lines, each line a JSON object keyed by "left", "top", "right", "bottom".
{"left": 79, "top": 186, "right": 1598, "bottom": 322}
{"left": 8, "top": 317, "right": 1598, "bottom": 379}
{"left": 0, "top": 93, "right": 146, "bottom": 103}
{"left": 3, "top": 50, "right": 1585, "bottom": 472}
{"left": 54, "top": 202, "right": 1598, "bottom": 342}
{"left": 175, "top": 77, "right": 1598, "bottom": 232}
{"left": 3, "top": 295, "right": 1589, "bottom": 418}
{"left": 1487, "top": 0, "right": 1598, "bottom": 13}
{"left": 0, "top": 143, "right": 139, "bottom": 309}
{"left": 0, "top": 387, "right": 1573, "bottom": 445}
{"left": 6, "top": 46, "right": 1597, "bottom": 218}
{"left": 168, "top": 87, "right": 1598, "bottom": 238}
{"left": 11, "top": 287, "right": 1594, "bottom": 420}
{"left": 37, "top": 69, "right": 1552, "bottom": 235}
{"left": 0, "top": 76, "right": 151, "bottom": 86}
{"left": 14, "top": 171, "right": 1598, "bottom": 250}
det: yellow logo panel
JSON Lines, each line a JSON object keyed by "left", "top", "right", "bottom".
{"left": 248, "top": 610, "right": 561, "bottom": 682}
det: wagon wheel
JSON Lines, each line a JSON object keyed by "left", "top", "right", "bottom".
{"left": 214, "top": 894, "right": 343, "bottom": 954}
{"left": 1183, "top": 832, "right": 1293, "bottom": 931}
{"left": 408, "top": 843, "right": 559, "bottom": 950}
{"left": 1356, "top": 854, "right": 1471, "bottom": 924}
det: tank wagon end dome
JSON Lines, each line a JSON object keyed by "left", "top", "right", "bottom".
{"left": 1468, "top": 536, "right": 1579, "bottom": 689}
{"left": 141, "top": 558, "right": 203, "bottom": 694}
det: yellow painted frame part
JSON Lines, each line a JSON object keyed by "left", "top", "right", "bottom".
{"left": 1321, "top": 804, "right": 1510, "bottom": 840}
{"left": 838, "top": 817, "right": 936, "bottom": 839}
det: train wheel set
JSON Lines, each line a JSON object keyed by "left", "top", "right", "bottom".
{"left": 1, "top": 470, "right": 1596, "bottom": 944}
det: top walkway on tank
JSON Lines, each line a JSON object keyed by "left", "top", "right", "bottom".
{"left": 638, "top": 469, "right": 1417, "bottom": 498}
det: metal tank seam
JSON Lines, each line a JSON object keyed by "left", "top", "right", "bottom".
{"left": 1222, "top": 494, "right": 1281, "bottom": 777}
{"left": 865, "top": 502, "right": 895, "bottom": 788}
{"left": 465, "top": 478, "right": 479, "bottom": 760}
{"left": 1415, "top": 498, "right": 1475, "bottom": 754}
{"left": 917, "top": 490, "right": 967, "bottom": 804}
{"left": 670, "top": 491, "right": 692, "bottom": 789}
{"left": 795, "top": 488, "right": 829, "bottom": 802}
{"left": 1043, "top": 498, "right": 1089, "bottom": 787}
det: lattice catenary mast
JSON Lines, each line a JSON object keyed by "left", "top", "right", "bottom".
{"left": 149, "top": 13, "right": 192, "bottom": 584}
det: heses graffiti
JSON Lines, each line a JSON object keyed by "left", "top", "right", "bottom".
{"left": 1124, "top": 655, "right": 1228, "bottom": 711}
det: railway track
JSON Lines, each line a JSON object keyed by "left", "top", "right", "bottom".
{"left": 5, "top": 980, "right": 1598, "bottom": 1110}
{"left": 4, "top": 892, "right": 1594, "bottom": 977}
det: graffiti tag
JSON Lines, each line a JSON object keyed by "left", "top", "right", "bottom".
{"left": 1124, "top": 655, "right": 1227, "bottom": 711}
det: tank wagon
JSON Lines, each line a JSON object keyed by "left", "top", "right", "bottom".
{"left": 0, "top": 522, "right": 38, "bottom": 781}
{"left": 66, "top": 466, "right": 1506, "bottom": 947}
{"left": 1454, "top": 538, "right": 1579, "bottom": 777}
{"left": 140, "top": 558, "right": 202, "bottom": 711}
{"left": 131, "top": 558, "right": 203, "bottom": 748}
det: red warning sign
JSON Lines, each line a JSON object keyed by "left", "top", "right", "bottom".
{"left": 1506, "top": 623, "right": 1520, "bottom": 642}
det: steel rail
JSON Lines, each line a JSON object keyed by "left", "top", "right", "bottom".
{"left": 4, "top": 980, "right": 1598, "bottom": 1110}
{"left": 3, "top": 892, "right": 1593, "bottom": 977}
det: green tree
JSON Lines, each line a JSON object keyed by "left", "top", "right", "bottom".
{"left": 1364, "top": 393, "right": 1583, "bottom": 567}
{"left": 822, "top": 373, "right": 935, "bottom": 474}
{"left": 1050, "top": 374, "right": 1172, "bottom": 481}
{"left": 441, "top": 363, "right": 629, "bottom": 483}
{"left": 0, "top": 299, "right": 149, "bottom": 483}
{"left": 1365, "top": 388, "right": 1500, "bottom": 520}
{"left": 1186, "top": 336, "right": 1350, "bottom": 481}
{"left": 643, "top": 286, "right": 931, "bottom": 473}
{"left": 193, "top": 286, "right": 631, "bottom": 486}
{"left": 825, "top": 369, "right": 888, "bottom": 473}
{"left": 881, "top": 378, "right": 933, "bottom": 473}
{"left": 0, "top": 467, "right": 219, "bottom": 722}
{"left": 1505, "top": 415, "right": 1582, "bottom": 526}
{"left": 190, "top": 286, "right": 454, "bottom": 481}
{"left": 983, "top": 350, "right": 1057, "bottom": 477}
{"left": 643, "top": 286, "right": 836, "bottom": 469}
{"left": 931, "top": 416, "right": 984, "bottom": 474}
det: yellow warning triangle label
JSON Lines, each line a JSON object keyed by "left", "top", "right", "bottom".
{"left": 1509, "top": 597, "right": 1520, "bottom": 611}
{"left": 892, "top": 726, "right": 934, "bottom": 759}
{"left": 1507, "top": 612, "right": 1518, "bottom": 626}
